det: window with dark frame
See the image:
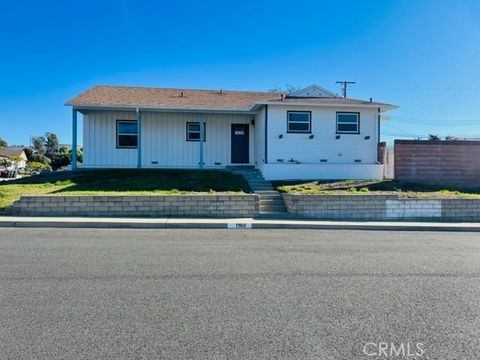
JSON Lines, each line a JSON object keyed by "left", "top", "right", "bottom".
{"left": 336, "top": 112, "right": 360, "bottom": 134}
{"left": 287, "top": 111, "right": 311, "bottom": 133}
{"left": 117, "top": 120, "right": 138, "bottom": 148}
{"left": 186, "top": 122, "right": 206, "bottom": 141}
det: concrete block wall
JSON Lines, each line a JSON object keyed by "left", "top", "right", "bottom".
{"left": 394, "top": 140, "right": 480, "bottom": 187}
{"left": 7, "top": 195, "right": 259, "bottom": 217}
{"left": 283, "top": 194, "right": 480, "bottom": 221}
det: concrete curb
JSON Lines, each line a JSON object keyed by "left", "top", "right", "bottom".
{"left": 1, "top": 217, "right": 480, "bottom": 232}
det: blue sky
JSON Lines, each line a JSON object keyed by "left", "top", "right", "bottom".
{"left": 1, "top": 0, "right": 480, "bottom": 146}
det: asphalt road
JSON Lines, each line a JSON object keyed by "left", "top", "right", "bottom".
{"left": 0, "top": 228, "right": 479, "bottom": 359}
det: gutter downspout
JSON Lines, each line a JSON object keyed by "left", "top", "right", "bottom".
{"left": 199, "top": 114, "right": 205, "bottom": 168}
{"left": 136, "top": 108, "right": 142, "bottom": 168}
{"left": 72, "top": 108, "right": 77, "bottom": 171}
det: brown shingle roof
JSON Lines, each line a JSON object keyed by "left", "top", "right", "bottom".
{"left": 0, "top": 148, "right": 27, "bottom": 160}
{"left": 66, "top": 85, "right": 277, "bottom": 111}
{"left": 66, "top": 85, "right": 395, "bottom": 111}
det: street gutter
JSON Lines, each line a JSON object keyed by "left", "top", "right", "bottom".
{"left": 1, "top": 216, "right": 480, "bottom": 232}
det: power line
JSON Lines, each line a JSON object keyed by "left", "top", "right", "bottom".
{"left": 390, "top": 115, "right": 480, "bottom": 124}
{"left": 358, "top": 83, "right": 480, "bottom": 95}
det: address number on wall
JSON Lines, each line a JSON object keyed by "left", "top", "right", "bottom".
{"left": 227, "top": 223, "right": 252, "bottom": 229}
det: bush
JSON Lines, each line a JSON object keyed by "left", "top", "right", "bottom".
{"left": 27, "top": 161, "right": 52, "bottom": 171}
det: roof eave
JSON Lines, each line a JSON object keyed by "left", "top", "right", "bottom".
{"left": 67, "top": 103, "right": 258, "bottom": 115}
{"left": 253, "top": 101, "right": 398, "bottom": 112}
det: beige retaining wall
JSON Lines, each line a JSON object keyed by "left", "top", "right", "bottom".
{"left": 283, "top": 194, "right": 480, "bottom": 221}
{"left": 6, "top": 195, "right": 259, "bottom": 217}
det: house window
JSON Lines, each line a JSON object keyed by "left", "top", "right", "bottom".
{"left": 336, "top": 112, "right": 360, "bottom": 134}
{"left": 186, "top": 122, "right": 206, "bottom": 141}
{"left": 287, "top": 111, "right": 311, "bottom": 133}
{"left": 117, "top": 120, "right": 138, "bottom": 148}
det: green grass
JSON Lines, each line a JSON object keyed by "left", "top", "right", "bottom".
{"left": 273, "top": 179, "right": 480, "bottom": 198}
{"left": 0, "top": 169, "right": 250, "bottom": 210}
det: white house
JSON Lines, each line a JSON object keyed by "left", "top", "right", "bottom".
{"left": 66, "top": 85, "right": 396, "bottom": 180}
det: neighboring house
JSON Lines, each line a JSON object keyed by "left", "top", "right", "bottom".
{"left": 0, "top": 148, "right": 28, "bottom": 169}
{"left": 66, "top": 85, "right": 397, "bottom": 180}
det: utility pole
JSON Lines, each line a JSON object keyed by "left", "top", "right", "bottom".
{"left": 336, "top": 80, "right": 356, "bottom": 98}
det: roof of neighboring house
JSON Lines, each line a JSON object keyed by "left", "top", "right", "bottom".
{"left": 66, "top": 85, "right": 396, "bottom": 112}
{"left": 0, "top": 148, "right": 27, "bottom": 160}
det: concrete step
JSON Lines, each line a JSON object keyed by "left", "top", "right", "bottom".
{"left": 260, "top": 209, "right": 287, "bottom": 214}
{"left": 249, "top": 183, "right": 272, "bottom": 187}
{"left": 259, "top": 199, "right": 284, "bottom": 205}
{"left": 258, "top": 194, "right": 283, "bottom": 199}
{"left": 256, "top": 212, "right": 292, "bottom": 219}
{"left": 260, "top": 204, "right": 285, "bottom": 210}
{"left": 260, "top": 204, "right": 286, "bottom": 210}
{"left": 255, "top": 190, "right": 281, "bottom": 195}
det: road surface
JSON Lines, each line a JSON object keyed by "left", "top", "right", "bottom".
{"left": 0, "top": 228, "right": 479, "bottom": 359}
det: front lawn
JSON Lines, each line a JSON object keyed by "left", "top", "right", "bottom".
{"left": 273, "top": 179, "right": 480, "bottom": 198}
{"left": 0, "top": 169, "right": 250, "bottom": 210}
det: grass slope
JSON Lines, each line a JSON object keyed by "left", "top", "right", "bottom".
{"left": 274, "top": 179, "right": 480, "bottom": 198}
{"left": 0, "top": 169, "right": 250, "bottom": 210}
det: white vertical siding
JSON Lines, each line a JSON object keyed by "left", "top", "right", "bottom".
{"left": 254, "top": 107, "right": 265, "bottom": 167}
{"left": 83, "top": 111, "right": 137, "bottom": 167}
{"left": 83, "top": 110, "right": 254, "bottom": 168}
{"left": 266, "top": 105, "right": 379, "bottom": 164}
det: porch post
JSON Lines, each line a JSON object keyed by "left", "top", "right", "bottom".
{"left": 71, "top": 108, "right": 78, "bottom": 171}
{"left": 199, "top": 114, "right": 205, "bottom": 168}
{"left": 136, "top": 108, "right": 142, "bottom": 168}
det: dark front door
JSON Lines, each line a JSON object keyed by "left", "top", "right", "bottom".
{"left": 231, "top": 124, "right": 249, "bottom": 164}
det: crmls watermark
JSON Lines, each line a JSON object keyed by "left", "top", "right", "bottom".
{"left": 362, "top": 342, "right": 425, "bottom": 357}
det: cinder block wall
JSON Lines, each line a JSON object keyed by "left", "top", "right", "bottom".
{"left": 283, "top": 194, "right": 480, "bottom": 221}
{"left": 394, "top": 140, "right": 480, "bottom": 187}
{"left": 7, "top": 195, "right": 259, "bottom": 217}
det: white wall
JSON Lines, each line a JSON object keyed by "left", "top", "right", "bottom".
{"left": 83, "top": 110, "right": 254, "bottom": 168}
{"left": 261, "top": 163, "right": 384, "bottom": 180}
{"left": 265, "top": 105, "right": 379, "bottom": 164}
{"left": 83, "top": 111, "right": 137, "bottom": 167}
{"left": 254, "top": 106, "right": 265, "bottom": 166}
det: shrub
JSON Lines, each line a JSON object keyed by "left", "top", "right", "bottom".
{"left": 27, "top": 161, "right": 52, "bottom": 171}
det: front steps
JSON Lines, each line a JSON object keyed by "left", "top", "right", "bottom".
{"left": 229, "top": 166, "right": 290, "bottom": 217}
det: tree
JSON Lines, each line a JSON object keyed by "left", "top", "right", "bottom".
{"left": 46, "top": 133, "right": 59, "bottom": 158}
{"left": 32, "top": 136, "right": 46, "bottom": 154}
{"left": 0, "top": 137, "right": 7, "bottom": 148}
{"left": 428, "top": 134, "right": 441, "bottom": 141}
{"left": 269, "top": 84, "right": 301, "bottom": 94}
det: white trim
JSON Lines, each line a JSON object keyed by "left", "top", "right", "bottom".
{"left": 70, "top": 104, "right": 259, "bottom": 115}
{"left": 336, "top": 112, "right": 360, "bottom": 134}
{"left": 287, "top": 111, "right": 311, "bottom": 133}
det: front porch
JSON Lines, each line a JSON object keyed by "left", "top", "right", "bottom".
{"left": 72, "top": 109, "right": 256, "bottom": 169}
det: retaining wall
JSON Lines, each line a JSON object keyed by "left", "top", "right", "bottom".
{"left": 283, "top": 194, "right": 480, "bottom": 221}
{"left": 6, "top": 195, "right": 259, "bottom": 217}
